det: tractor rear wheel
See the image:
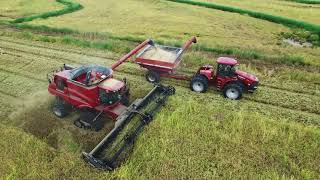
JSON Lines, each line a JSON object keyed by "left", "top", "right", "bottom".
{"left": 53, "top": 97, "right": 70, "bottom": 118}
{"left": 190, "top": 75, "right": 208, "bottom": 93}
{"left": 146, "top": 71, "right": 160, "bottom": 83}
{"left": 223, "top": 83, "right": 243, "bottom": 100}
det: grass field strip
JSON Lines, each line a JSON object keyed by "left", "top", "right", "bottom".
{"left": 166, "top": 0, "right": 320, "bottom": 34}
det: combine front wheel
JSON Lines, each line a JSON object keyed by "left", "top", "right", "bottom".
{"left": 53, "top": 97, "right": 70, "bottom": 118}
{"left": 146, "top": 71, "right": 160, "bottom": 83}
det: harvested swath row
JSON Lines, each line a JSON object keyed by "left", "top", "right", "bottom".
{"left": 261, "top": 83, "right": 320, "bottom": 97}
{"left": 245, "top": 87, "right": 320, "bottom": 115}
{"left": 0, "top": 93, "right": 15, "bottom": 118}
{"left": 0, "top": 69, "right": 46, "bottom": 97}
{"left": 1, "top": 49, "right": 75, "bottom": 74}
{"left": 0, "top": 41, "right": 105, "bottom": 64}
{"left": 3, "top": 43, "right": 320, "bottom": 117}
{"left": 0, "top": 36, "right": 118, "bottom": 60}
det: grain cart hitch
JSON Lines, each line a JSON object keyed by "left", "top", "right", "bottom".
{"left": 82, "top": 84, "right": 175, "bottom": 170}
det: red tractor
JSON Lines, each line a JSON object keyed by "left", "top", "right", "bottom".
{"left": 134, "top": 37, "right": 259, "bottom": 100}
{"left": 190, "top": 57, "right": 259, "bottom": 100}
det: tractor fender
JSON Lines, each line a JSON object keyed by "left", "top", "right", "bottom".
{"left": 78, "top": 105, "right": 95, "bottom": 110}
{"left": 199, "top": 70, "right": 212, "bottom": 81}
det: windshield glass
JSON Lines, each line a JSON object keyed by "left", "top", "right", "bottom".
{"left": 99, "top": 89, "right": 121, "bottom": 105}
{"left": 218, "top": 64, "right": 237, "bottom": 76}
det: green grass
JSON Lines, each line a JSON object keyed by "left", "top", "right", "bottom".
{"left": 1, "top": 25, "right": 311, "bottom": 66}
{"left": 167, "top": 0, "right": 320, "bottom": 34}
{"left": 0, "top": 0, "right": 64, "bottom": 20}
{"left": 11, "top": 0, "right": 83, "bottom": 23}
{"left": 201, "top": 0, "right": 320, "bottom": 24}
{"left": 287, "top": 0, "right": 320, "bottom": 4}
{"left": 24, "top": 0, "right": 320, "bottom": 67}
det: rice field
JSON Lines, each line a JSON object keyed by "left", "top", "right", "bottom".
{"left": 26, "top": 0, "right": 320, "bottom": 66}
{"left": 0, "top": 0, "right": 319, "bottom": 179}
{"left": 0, "top": 0, "right": 63, "bottom": 20}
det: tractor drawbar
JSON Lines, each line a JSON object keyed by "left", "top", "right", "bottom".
{"left": 82, "top": 84, "right": 175, "bottom": 170}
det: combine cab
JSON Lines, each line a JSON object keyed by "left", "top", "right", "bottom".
{"left": 47, "top": 39, "right": 175, "bottom": 170}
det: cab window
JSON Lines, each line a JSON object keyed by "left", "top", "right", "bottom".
{"left": 99, "top": 89, "right": 121, "bottom": 105}
{"left": 217, "top": 64, "right": 236, "bottom": 77}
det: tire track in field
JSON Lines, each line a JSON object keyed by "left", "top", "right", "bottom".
{"left": 0, "top": 37, "right": 117, "bottom": 60}
{"left": 260, "top": 83, "right": 319, "bottom": 97}
{"left": 1, "top": 39, "right": 320, "bottom": 116}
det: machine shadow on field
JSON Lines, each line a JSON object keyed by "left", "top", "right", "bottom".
{"left": 8, "top": 91, "right": 115, "bottom": 152}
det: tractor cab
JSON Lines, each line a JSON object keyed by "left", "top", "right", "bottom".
{"left": 216, "top": 57, "right": 237, "bottom": 77}
{"left": 69, "top": 65, "right": 113, "bottom": 86}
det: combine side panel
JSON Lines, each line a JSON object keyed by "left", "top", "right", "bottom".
{"left": 82, "top": 84, "right": 175, "bottom": 170}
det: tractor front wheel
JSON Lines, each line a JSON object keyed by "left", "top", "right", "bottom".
{"left": 223, "top": 83, "right": 243, "bottom": 100}
{"left": 190, "top": 75, "right": 208, "bottom": 93}
{"left": 53, "top": 97, "right": 70, "bottom": 118}
{"left": 146, "top": 71, "right": 160, "bottom": 83}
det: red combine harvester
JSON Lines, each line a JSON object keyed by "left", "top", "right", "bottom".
{"left": 135, "top": 37, "right": 259, "bottom": 100}
{"left": 48, "top": 39, "right": 175, "bottom": 170}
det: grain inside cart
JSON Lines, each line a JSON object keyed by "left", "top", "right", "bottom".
{"left": 135, "top": 37, "right": 197, "bottom": 82}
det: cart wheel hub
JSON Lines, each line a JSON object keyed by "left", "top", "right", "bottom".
{"left": 53, "top": 108, "right": 62, "bottom": 117}
{"left": 193, "top": 82, "right": 204, "bottom": 92}
{"left": 147, "top": 74, "right": 156, "bottom": 82}
{"left": 226, "top": 88, "right": 239, "bottom": 99}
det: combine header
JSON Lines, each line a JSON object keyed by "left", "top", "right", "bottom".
{"left": 83, "top": 84, "right": 174, "bottom": 170}
{"left": 47, "top": 39, "right": 174, "bottom": 170}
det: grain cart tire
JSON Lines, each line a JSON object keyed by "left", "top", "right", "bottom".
{"left": 146, "top": 71, "right": 160, "bottom": 83}
{"left": 223, "top": 83, "right": 243, "bottom": 100}
{"left": 53, "top": 97, "right": 70, "bottom": 118}
{"left": 190, "top": 75, "right": 208, "bottom": 93}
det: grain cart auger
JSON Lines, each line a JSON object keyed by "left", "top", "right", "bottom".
{"left": 83, "top": 84, "right": 175, "bottom": 170}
